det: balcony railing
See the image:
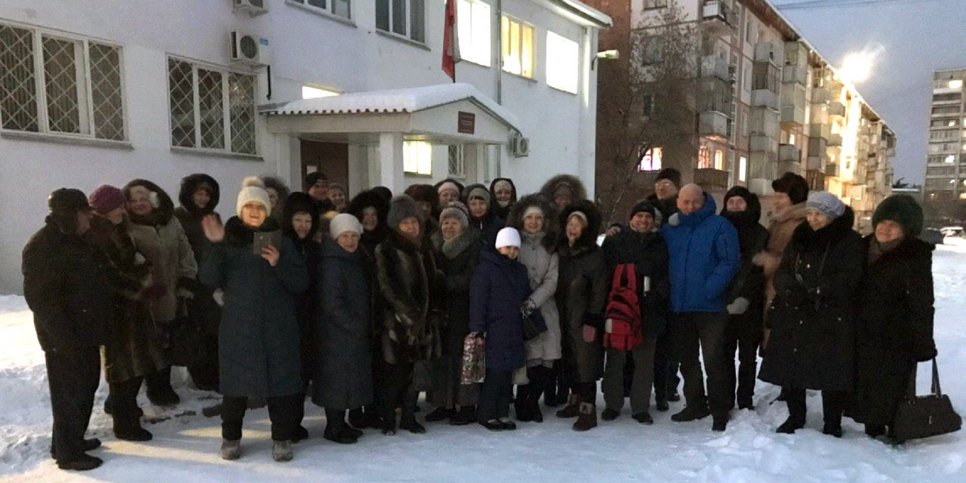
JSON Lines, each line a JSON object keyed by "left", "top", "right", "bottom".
{"left": 782, "top": 65, "right": 807, "bottom": 86}
{"left": 779, "top": 144, "right": 801, "bottom": 164}
{"left": 699, "top": 110, "right": 731, "bottom": 139}
{"left": 825, "top": 163, "right": 840, "bottom": 178}
{"left": 694, "top": 168, "right": 731, "bottom": 190}
{"left": 700, "top": 56, "right": 733, "bottom": 83}
{"left": 754, "top": 42, "right": 781, "bottom": 64}
{"left": 751, "top": 89, "right": 780, "bottom": 110}
{"left": 751, "top": 134, "right": 778, "bottom": 153}
{"left": 812, "top": 88, "right": 832, "bottom": 105}
{"left": 806, "top": 169, "right": 826, "bottom": 191}
{"left": 781, "top": 106, "right": 806, "bottom": 126}
{"left": 828, "top": 133, "right": 843, "bottom": 147}
{"left": 702, "top": 1, "right": 737, "bottom": 29}
{"left": 778, "top": 160, "right": 802, "bottom": 176}
{"left": 828, "top": 101, "right": 846, "bottom": 118}
{"left": 809, "top": 123, "right": 831, "bottom": 140}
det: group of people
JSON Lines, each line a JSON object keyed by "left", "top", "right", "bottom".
{"left": 23, "top": 167, "right": 937, "bottom": 471}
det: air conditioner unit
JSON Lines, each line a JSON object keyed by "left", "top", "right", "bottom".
{"left": 230, "top": 31, "right": 267, "bottom": 66}
{"left": 233, "top": 0, "right": 267, "bottom": 16}
{"left": 510, "top": 133, "right": 530, "bottom": 158}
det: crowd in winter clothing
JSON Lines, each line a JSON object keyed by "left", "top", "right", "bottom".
{"left": 22, "top": 167, "right": 939, "bottom": 471}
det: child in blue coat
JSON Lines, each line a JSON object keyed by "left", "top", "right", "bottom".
{"left": 469, "top": 227, "right": 531, "bottom": 430}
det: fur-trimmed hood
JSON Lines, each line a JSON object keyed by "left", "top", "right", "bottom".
{"left": 721, "top": 186, "right": 762, "bottom": 230}
{"left": 281, "top": 191, "right": 319, "bottom": 241}
{"left": 507, "top": 194, "right": 558, "bottom": 250}
{"left": 123, "top": 178, "right": 175, "bottom": 225}
{"left": 177, "top": 173, "right": 220, "bottom": 217}
{"left": 539, "top": 174, "right": 588, "bottom": 205}
{"left": 346, "top": 190, "right": 390, "bottom": 228}
{"left": 558, "top": 200, "right": 602, "bottom": 255}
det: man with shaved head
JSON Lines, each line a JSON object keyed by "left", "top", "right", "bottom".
{"left": 660, "top": 184, "right": 740, "bottom": 432}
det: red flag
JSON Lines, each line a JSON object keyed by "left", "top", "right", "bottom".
{"left": 442, "top": 0, "right": 460, "bottom": 82}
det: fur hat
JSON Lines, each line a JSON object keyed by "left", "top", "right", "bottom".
{"left": 387, "top": 194, "right": 422, "bottom": 229}
{"left": 330, "top": 213, "right": 363, "bottom": 239}
{"left": 495, "top": 227, "right": 521, "bottom": 249}
{"left": 654, "top": 168, "right": 682, "bottom": 188}
{"left": 123, "top": 179, "right": 175, "bottom": 224}
{"left": 508, "top": 194, "right": 559, "bottom": 250}
{"left": 439, "top": 201, "right": 469, "bottom": 228}
{"left": 872, "top": 194, "right": 924, "bottom": 237}
{"left": 772, "top": 172, "right": 809, "bottom": 205}
{"left": 347, "top": 190, "right": 390, "bottom": 226}
{"left": 721, "top": 185, "right": 762, "bottom": 226}
{"left": 88, "top": 185, "right": 126, "bottom": 215}
{"left": 47, "top": 188, "right": 90, "bottom": 233}
{"left": 559, "top": 200, "right": 602, "bottom": 249}
{"left": 236, "top": 176, "right": 272, "bottom": 217}
{"left": 806, "top": 191, "right": 845, "bottom": 221}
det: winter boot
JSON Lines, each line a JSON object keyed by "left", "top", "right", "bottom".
{"left": 671, "top": 404, "right": 710, "bottom": 422}
{"left": 573, "top": 403, "right": 598, "bottom": 432}
{"left": 499, "top": 417, "right": 517, "bottom": 430}
{"left": 480, "top": 419, "right": 503, "bottom": 431}
{"left": 325, "top": 409, "right": 357, "bottom": 444}
{"left": 822, "top": 421, "right": 843, "bottom": 438}
{"left": 114, "top": 422, "right": 153, "bottom": 442}
{"left": 601, "top": 408, "right": 620, "bottom": 421}
{"left": 50, "top": 438, "right": 101, "bottom": 460}
{"left": 776, "top": 417, "right": 805, "bottom": 434}
{"left": 272, "top": 440, "right": 293, "bottom": 462}
{"left": 425, "top": 407, "right": 454, "bottom": 422}
{"left": 146, "top": 368, "right": 180, "bottom": 406}
{"left": 220, "top": 439, "right": 241, "bottom": 460}
{"left": 655, "top": 397, "right": 670, "bottom": 412}
{"left": 556, "top": 394, "right": 581, "bottom": 418}
{"left": 514, "top": 386, "right": 533, "bottom": 422}
{"left": 399, "top": 407, "right": 426, "bottom": 434}
{"left": 57, "top": 454, "right": 103, "bottom": 471}
{"left": 632, "top": 411, "right": 654, "bottom": 425}
{"left": 712, "top": 413, "right": 729, "bottom": 432}
{"left": 450, "top": 406, "right": 476, "bottom": 426}
{"left": 864, "top": 424, "right": 886, "bottom": 438}
{"left": 292, "top": 425, "right": 309, "bottom": 443}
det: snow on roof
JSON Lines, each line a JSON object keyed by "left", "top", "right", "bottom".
{"left": 550, "top": 0, "right": 612, "bottom": 27}
{"left": 265, "top": 83, "right": 521, "bottom": 133}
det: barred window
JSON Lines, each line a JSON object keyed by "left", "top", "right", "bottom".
{"left": 0, "top": 22, "right": 125, "bottom": 140}
{"left": 376, "top": 0, "right": 425, "bottom": 43}
{"left": 167, "top": 58, "right": 257, "bottom": 155}
{"left": 448, "top": 144, "right": 465, "bottom": 177}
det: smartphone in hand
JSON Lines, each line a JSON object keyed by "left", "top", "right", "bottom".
{"left": 252, "top": 231, "right": 281, "bottom": 256}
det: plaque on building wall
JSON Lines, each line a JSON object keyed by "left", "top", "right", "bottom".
{"left": 458, "top": 111, "right": 475, "bottom": 134}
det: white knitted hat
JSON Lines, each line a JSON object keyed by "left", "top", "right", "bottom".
{"left": 236, "top": 176, "right": 272, "bottom": 217}
{"left": 330, "top": 213, "right": 363, "bottom": 238}
{"left": 495, "top": 227, "right": 521, "bottom": 249}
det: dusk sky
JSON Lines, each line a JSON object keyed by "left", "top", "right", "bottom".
{"left": 773, "top": 0, "right": 966, "bottom": 185}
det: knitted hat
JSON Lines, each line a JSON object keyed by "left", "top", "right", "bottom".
{"left": 305, "top": 171, "right": 328, "bottom": 190}
{"left": 49, "top": 188, "right": 91, "bottom": 214}
{"left": 465, "top": 185, "right": 491, "bottom": 205}
{"left": 655, "top": 168, "right": 682, "bottom": 188}
{"left": 772, "top": 172, "right": 809, "bottom": 205}
{"left": 872, "top": 194, "right": 924, "bottom": 237}
{"left": 387, "top": 194, "right": 422, "bottom": 229}
{"left": 495, "top": 227, "right": 521, "bottom": 249}
{"left": 88, "top": 185, "right": 126, "bottom": 215}
{"left": 329, "top": 213, "right": 363, "bottom": 239}
{"left": 629, "top": 200, "right": 663, "bottom": 226}
{"left": 437, "top": 181, "right": 461, "bottom": 197}
{"left": 236, "top": 176, "right": 272, "bottom": 217}
{"left": 439, "top": 201, "right": 469, "bottom": 228}
{"left": 806, "top": 191, "right": 845, "bottom": 221}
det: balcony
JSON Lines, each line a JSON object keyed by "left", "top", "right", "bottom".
{"left": 754, "top": 42, "right": 781, "bottom": 64}
{"left": 806, "top": 153, "right": 826, "bottom": 171}
{"left": 779, "top": 144, "right": 801, "bottom": 164}
{"left": 751, "top": 134, "right": 778, "bottom": 153}
{"left": 810, "top": 123, "right": 831, "bottom": 140}
{"left": 701, "top": 1, "right": 737, "bottom": 31}
{"left": 699, "top": 110, "right": 731, "bottom": 139}
{"left": 701, "top": 56, "right": 733, "bottom": 83}
{"left": 778, "top": 160, "right": 802, "bottom": 176}
{"left": 828, "top": 101, "right": 846, "bottom": 118}
{"left": 806, "top": 169, "right": 826, "bottom": 191}
{"left": 782, "top": 65, "right": 807, "bottom": 86}
{"left": 694, "top": 168, "right": 730, "bottom": 190}
{"left": 751, "top": 89, "right": 780, "bottom": 111}
{"left": 828, "top": 133, "right": 843, "bottom": 147}
{"left": 812, "top": 88, "right": 832, "bottom": 105}
{"left": 784, "top": 41, "right": 808, "bottom": 69}
{"left": 751, "top": 108, "right": 780, "bottom": 135}
{"left": 825, "top": 163, "right": 840, "bottom": 178}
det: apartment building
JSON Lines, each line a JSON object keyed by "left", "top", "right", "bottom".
{"left": 924, "top": 68, "right": 966, "bottom": 222}
{"left": 0, "top": 0, "right": 611, "bottom": 294}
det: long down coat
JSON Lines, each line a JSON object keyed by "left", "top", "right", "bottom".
{"left": 199, "top": 217, "right": 308, "bottom": 399}
{"left": 313, "top": 239, "right": 373, "bottom": 411}
{"left": 721, "top": 187, "right": 770, "bottom": 341}
{"left": 469, "top": 250, "right": 531, "bottom": 371}
{"left": 852, "top": 235, "right": 936, "bottom": 426}
{"left": 758, "top": 208, "right": 863, "bottom": 392}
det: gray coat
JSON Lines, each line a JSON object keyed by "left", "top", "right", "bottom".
{"left": 312, "top": 240, "right": 373, "bottom": 410}
{"left": 519, "top": 232, "right": 561, "bottom": 363}
{"left": 199, "top": 217, "right": 308, "bottom": 399}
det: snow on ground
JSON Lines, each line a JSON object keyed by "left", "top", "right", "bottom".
{"left": 2, "top": 242, "right": 966, "bottom": 482}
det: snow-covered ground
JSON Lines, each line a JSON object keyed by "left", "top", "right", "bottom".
{"left": 2, "top": 240, "right": 966, "bottom": 482}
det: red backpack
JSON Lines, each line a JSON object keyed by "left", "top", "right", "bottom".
{"left": 603, "top": 263, "right": 644, "bottom": 352}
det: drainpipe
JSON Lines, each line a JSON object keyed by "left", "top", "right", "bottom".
{"left": 494, "top": 0, "right": 503, "bottom": 178}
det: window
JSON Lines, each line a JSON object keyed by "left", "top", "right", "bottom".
{"left": 641, "top": 93, "right": 655, "bottom": 117}
{"left": 643, "top": 0, "right": 667, "bottom": 9}
{"left": 949, "top": 79, "right": 964, "bottom": 89}
{"left": 168, "top": 58, "right": 256, "bottom": 155}
{"left": 752, "top": 61, "right": 779, "bottom": 92}
{"left": 403, "top": 141, "right": 432, "bottom": 175}
{"left": 546, "top": 32, "right": 578, "bottom": 94}
{"left": 639, "top": 146, "right": 662, "bottom": 171}
{"left": 501, "top": 16, "right": 534, "bottom": 78}
{"left": 641, "top": 37, "right": 663, "bottom": 65}
{"left": 289, "top": 0, "right": 351, "bottom": 18}
{"left": 448, "top": 144, "right": 465, "bottom": 177}
{"left": 739, "top": 156, "right": 748, "bottom": 182}
{"left": 0, "top": 23, "right": 125, "bottom": 140}
{"left": 714, "top": 149, "right": 725, "bottom": 170}
{"left": 458, "top": 0, "right": 491, "bottom": 66}
{"left": 376, "top": 0, "right": 425, "bottom": 43}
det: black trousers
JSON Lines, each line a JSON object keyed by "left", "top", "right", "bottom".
{"left": 671, "top": 312, "right": 731, "bottom": 416}
{"left": 653, "top": 330, "right": 676, "bottom": 400}
{"left": 109, "top": 376, "right": 144, "bottom": 432}
{"left": 724, "top": 323, "right": 761, "bottom": 407}
{"left": 46, "top": 347, "right": 100, "bottom": 463}
{"left": 478, "top": 368, "right": 513, "bottom": 422}
{"left": 378, "top": 361, "right": 414, "bottom": 424}
{"left": 221, "top": 393, "right": 301, "bottom": 441}
{"left": 784, "top": 388, "right": 848, "bottom": 425}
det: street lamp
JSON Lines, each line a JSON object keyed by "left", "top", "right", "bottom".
{"left": 592, "top": 49, "right": 620, "bottom": 69}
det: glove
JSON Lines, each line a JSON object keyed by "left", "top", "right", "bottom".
{"left": 727, "top": 297, "right": 750, "bottom": 315}
{"left": 582, "top": 325, "right": 597, "bottom": 343}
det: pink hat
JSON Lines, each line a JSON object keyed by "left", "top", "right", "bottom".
{"left": 89, "top": 185, "right": 126, "bottom": 215}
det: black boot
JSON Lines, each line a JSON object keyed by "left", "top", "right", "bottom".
{"left": 450, "top": 406, "right": 476, "bottom": 426}
{"left": 325, "top": 409, "right": 357, "bottom": 444}
{"left": 671, "top": 404, "right": 710, "bottom": 422}
{"left": 556, "top": 394, "right": 581, "bottom": 418}
{"left": 146, "top": 368, "right": 180, "bottom": 406}
{"left": 514, "top": 385, "right": 532, "bottom": 422}
{"left": 776, "top": 389, "right": 806, "bottom": 434}
{"left": 573, "top": 403, "right": 598, "bottom": 431}
{"left": 399, "top": 408, "right": 426, "bottom": 434}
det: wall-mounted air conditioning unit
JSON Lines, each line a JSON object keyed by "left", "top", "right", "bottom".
{"left": 510, "top": 133, "right": 530, "bottom": 158}
{"left": 234, "top": 0, "right": 267, "bottom": 16}
{"left": 230, "top": 32, "right": 267, "bottom": 66}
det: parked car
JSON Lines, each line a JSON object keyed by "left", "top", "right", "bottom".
{"left": 921, "top": 228, "right": 944, "bottom": 246}
{"left": 940, "top": 226, "right": 964, "bottom": 238}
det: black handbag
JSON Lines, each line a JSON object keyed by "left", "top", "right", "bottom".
{"left": 522, "top": 305, "right": 547, "bottom": 341}
{"left": 891, "top": 358, "right": 962, "bottom": 442}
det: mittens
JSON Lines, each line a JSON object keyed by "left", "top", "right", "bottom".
{"left": 727, "top": 297, "right": 750, "bottom": 315}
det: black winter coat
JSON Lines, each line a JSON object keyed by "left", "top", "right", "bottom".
{"left": 313, "top": 240, "right": 373, "bottom": 410}
{"left": 288, "top": 233, "right": 321, "bottom": 384}
{"left": 468, "top": 212, "right": 504, "bottom": 251}
{"left": 759, "top": 208, "right": 863, "bottom": 391}
{"left": 721, "top": 196, "right": 769, "bottom": 341}
{"left": 174, "top": 175, "right": 222, "bottom": 336}
{"left": 600, "top": 229, "right": 670, "bottom": 340}
{"left": 556, "top": 242, "right": 607, "bottom": 382}
{"left": 469, "top": 250, "right": 530, "bottom": 371}
{"left": 23, "top": 221, "right": 113, "bottom": 352}
{"left": 853, "top": 235, "right": 936, "bottom": 426}
{"left": 199, "top": 217, "right": 309, "bottom": 398}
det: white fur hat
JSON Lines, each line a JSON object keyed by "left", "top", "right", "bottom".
{"left": 236, "top": 176, "right": 272, "bottom": 217}
{"left": 495, "top": 227, "right": 521, "bottom": 249}
{"left": 330, "top": 213, "right": 363, "bottom": 238}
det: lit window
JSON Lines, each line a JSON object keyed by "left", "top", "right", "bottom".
{"left": 168, "top": 58, "right": 256, "bottom": 154}
{"left": 949, "top": 79, "right": 964, "bottom": 89}
{"left": 289, "top": 0, "right": 351, "bottom": 19}
{"left": 546, "top": 31, "right": 578, "bottom": 94}
{"left": 639, "top": 146, "right": 662, "bottom": 171}
{"left": 739, "top": 156, "right": 748, "bottom": 182}
{"left": 302, "top": 85, "right": 339, "bottom": 99}
{"left": 788, "top": 133, "right": 796, "bottom": 145}
{"left": 376, "top": 0, "right": 425, "bottom": 43}
{"left": 714, "top": 149, "right": 725, "bottom": 170}
{"left": 501, "top": 16, "right": 534, "bottom": 78}
{"left": 458, "top": 0, "right": 491, "bottom": 66}
{"left": 698, "top": 145, "right": 712, "bottom": 169}
{"left": 944, "top": 155, "right": 955, "bottom": 164}
{"left": 404, "top": 141, "right": 432, "bottom": 175}
{"left": 0, "top": 23, "right": 125, "bottom": 140}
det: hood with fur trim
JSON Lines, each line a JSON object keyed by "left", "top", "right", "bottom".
{"left": 558, "top": 200, "right": 602, "bottom": 254}
{"left": 177, "top": 173, "right": 220, "bottom": 217}
{"left": 346, "top": 189, "right": 390, "bottom": 228}
{"left": 507, "top": 194, "right": 558, "bottom": 250}
{"left": 721, "top": 185, "right": 762, "bottom": 229}
{"left": 123, "top": 178, "right": 175, "bottom": 225}
{"left": 539, "top": 174, "right": 588, "bottom": 206}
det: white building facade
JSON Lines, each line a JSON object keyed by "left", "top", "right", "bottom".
{"left": 0, "top": 0, "right": 610, "bottom": 294}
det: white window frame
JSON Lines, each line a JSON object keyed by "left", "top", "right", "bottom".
{"left": 643, "top": 0, "right": 668, "bottom": 9}
{"left": 0, "top": 21, "right": 127, "bottom": 142}
{"left": 501, "top": 15, "right": 535, "bottom": 78}
{"left": 376, "top": 0, "right": 426, "bottom": 44}
{"left": 166, "top": 56, "right": 257, "bottom": 156}
{"left": 286, "top": 0, "right": 352, "bottom": 19}
{"left": 448, "top": 144, "right": 465, "bottom": 178}
{"left": 457, "top": 0, "right": 492, "bottom": 67}
{"left": 404, "top": 141, "right": 432, "bottom": 175}
{"left": 546, "top": 31, "right": 579, "bottom": 94}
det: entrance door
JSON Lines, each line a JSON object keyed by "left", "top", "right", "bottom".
{"left": 300, "top": 140, "right": 348, "bottom": 191}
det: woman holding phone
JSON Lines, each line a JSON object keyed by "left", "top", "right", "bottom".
{"left": 200, "top": 177, "right": 308, "bottom": 462}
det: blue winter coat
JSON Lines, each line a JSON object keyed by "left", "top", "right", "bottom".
{"left": 660, "top": 194, "right": 740, "bottom": 314}
{"left": 199, "top": 217, "right": 308, "bottom": 399}
{"left": 469, "top": 250, "right": 530, "bottom": 371}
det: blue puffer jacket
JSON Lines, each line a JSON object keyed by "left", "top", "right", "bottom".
{"left": 660, "top": 194, "right": 740, "bottom": 314}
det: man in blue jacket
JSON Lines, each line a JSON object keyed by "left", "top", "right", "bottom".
{"left": 661, "top": 184, "right": 740, "bottom": 431}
